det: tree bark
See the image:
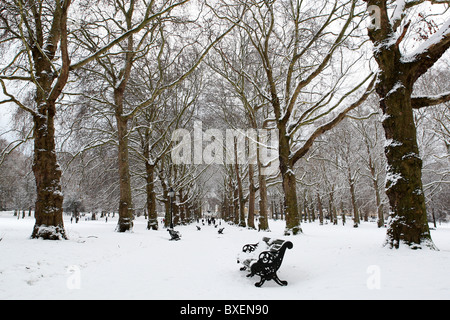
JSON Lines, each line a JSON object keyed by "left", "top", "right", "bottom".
{"left": 317, "top": 193, "right": 324, "bottom": 226}
{"left": 381, "top": 82, "right": 431, "bottom": 248}
{"left": 348, "top": 171, "right": 359, "bottom": 228}
{"left": 31, "top": 106, "right": 66, "bottom": 240}
{"left": 145, "top": 163, "right": 158, "bottom": 230}
{"left": 278, "top": 126, "right": 301, "bottom": 235}
{"left": 256, "top": 160, "right": 270, "bottom": 231}
{"left": 116, "top": 113, "right": 134, "bottom": 232}
{"left": 233, "top": 183, "right": 239, "bottom": 225}
{"left": 178, "top": 189, "right": 185, "bottom": 225}
{"left": 27, "top": 1, "right": 71, "bottom": 240}
{"left": 234, "top": 140, "right": 246, "bottom": 228}
{"left": 363, "top": 134, "right": 385, "bottom": 228}
{"left": 370, "top": 160, "right": 384, "bottom": 228}
{"left": 365, "top": 0, "right": 445, "bottom": 249}
{"left": 328, "top": 186, "right": 336, "bottom": 225}
{"left": 247, "top": 164, "right": 256, "bottom": 229}
{"left": 282, "top": 169, "right": 301, "bottom": 235}
{"left": 254, "top": 122, "right": 270, "bottom": 231}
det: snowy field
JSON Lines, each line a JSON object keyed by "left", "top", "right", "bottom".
{"left": 1, "top": 211, "right": 450, "bottom": 300}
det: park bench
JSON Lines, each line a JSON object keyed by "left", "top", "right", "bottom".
{"left": 168, "top": 228, "right": 181, "bottom": 241}
{"left": 237, "top": 237, "right": 293, "bottom": 287}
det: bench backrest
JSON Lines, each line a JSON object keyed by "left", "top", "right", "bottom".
{"left": 257, "top": 240, "right": 293, "bottom": 271}
{"left": 168, "top": 229, "right": 180, "bottom": 238}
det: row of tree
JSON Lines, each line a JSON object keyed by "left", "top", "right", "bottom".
{"left": 202, "top": 0, "right": 450, "bottom": 249}
{"left": 0, "top": 0, "right": 449, "bottom": 249}
{"left": 217, "top": 91, "right": 448, "bottom": 231}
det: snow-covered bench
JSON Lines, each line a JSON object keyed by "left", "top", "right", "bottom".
{"left": 237, "top": 237, "right": 293, "bottom": 287}
{"left": 168, "top": 228, "right": 181, "bottom": 241}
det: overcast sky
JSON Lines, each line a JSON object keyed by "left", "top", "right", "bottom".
{"left": 0, "top": 93, "right": 14, "bottom": 142}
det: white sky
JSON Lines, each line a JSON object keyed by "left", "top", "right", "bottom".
{"left": 0, "top": 93, "right": 15, "bottom": 142}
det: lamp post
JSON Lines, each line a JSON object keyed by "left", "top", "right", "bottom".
{"left": 168, "top": 187, "right": 175, "bottom": 229}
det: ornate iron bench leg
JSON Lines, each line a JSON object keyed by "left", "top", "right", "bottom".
{"left": 255, "top": 277, "right": 266, "bottom": 288}
{"left": 273, "top": 274, "right": 288, "bottom": 286}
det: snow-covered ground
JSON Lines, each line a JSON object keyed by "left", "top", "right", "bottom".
{"left": 1, "top": 211, "right": 450, "bottom": 300}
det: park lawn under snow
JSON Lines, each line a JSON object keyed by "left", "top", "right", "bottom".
{"left": 1, "top": 211, "right": 450, "bottom": 300}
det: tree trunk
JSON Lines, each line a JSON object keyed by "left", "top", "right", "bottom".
{"left": 256, "top": 127, "right": 270, "bottom": 231}
{"left": 31, "top": 106, "right": 66, "bottom": 240}
{"left": 282, "top": 169, "right": 301, "bottom": 235}
{"left": 366, "top": 145, "right": 384, "bottom": 228}
{"left": 303, "top": 192, "right": 311, "bottom": 223}
{"left": 142, "top": 127, "right": 158, "bottom": 230}
{"left": 310, "top": 195, "right": 316, "bottom": 222}
{"left": 247, "top": 164, "right": 256, "bottom": 229}
{"left": 146, "top": 163, "right": 158, "bottom": 230}
{"left": 164, "top": 197, "right": 170, "bottom": 228}
{"left": 257, "top": 173, "right": 270, "bottom": 231}
{"left": 328, "top": 186, "right": 335, "bottom": 225}
{"left": 116, "top": 114, "right": 134, "bottom": 232}
{"left": 317, "top": 193, "right": 324, "bottom": 226}
{"left": 178, "top": 189, "right": 186, "bottom": 225}
{"left": 365, "top": 0, "right": 438, "bottom": 249}
{"left": 374, "top": 176, "right": 384, "bottom": 228}
{"left": 380, "top": 81, "right": 433, "bottom": 248}
{"left": 349, "top": 175, "right": 359, "bottom": 228}
{"left": 28, "top": 2, "right": 71, "bottom": 240}
{"left": 159, "top": 172, "right": 171, "bottom": 228}
{"left": 233, "top": 184, "right": 239, "bottom": 225}
{"left": 279, "top": 129, "right": 301, "bottom": 235}
{"left": 234, "top": 140, "right": 246, "bottom": 228}
{"left": 341, "top": 201, "right": 346, "bottom": 226}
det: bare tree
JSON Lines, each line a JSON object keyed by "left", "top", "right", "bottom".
{"left": 0, "top": 0, "right": 74, "bottom": 239}
{"left": 207, "top": 25, "right": 273, "bottom": 230}
{"left": 351, "top": 106, "right": 387, "bottom": 228}
{"left": 0, "top": 138, "right": 35, "bottom": 211}
{"left": 72, "top": 0, "right": 235, "bottom": 232}
{"left": 413, "top": 65, "right": 450, "bottom": 227}
{"left": 0, "top": 0, "right": 190, "bottom": 239}
{"left": 131, "top": 66, "right": 201, "bottom": 230}
{"left": 209, "top": 0, "right": 375, "bottom": 235}
{"left": 365, "top": 0, "right": 450, "bottom": 249}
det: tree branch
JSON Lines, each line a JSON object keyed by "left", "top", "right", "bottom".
{"left": 125, "top": 21, "right": 237, "bottom": 120}
{"left": 290, "top": 75, "right": 376, "bottom": 165}
{"left": 0, "top": 75, "right": 32, "bottom": 81}
{"left": 408, "top": 20, "right": 450, "bottom": 82}
{"left": 411, "top": 91, "right": 450, "bottom": 109}
{"left": 69, "top": 0, "right": 191, "bottom": 71}
{"left": 0, "top": 78, "right": 37, "bottom": 116}
{"left": 405, "top": 0, "right": 450, "bottom": 9}
{"left": 47, "top": 0, "right": 72, "bottom": 104}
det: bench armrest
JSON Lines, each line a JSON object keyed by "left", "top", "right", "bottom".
{"left": 242, "top": 244, "right": 258, "bottom": 253}
{"left": 257, "top": 251, "right": 275, "bottom": 264}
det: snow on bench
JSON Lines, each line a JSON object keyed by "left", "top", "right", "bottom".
{"left": 237, "top": 237, "right": 293, "bottom": 287}
{"left": 168, "top": 228, "right": 181, "bottom": 241}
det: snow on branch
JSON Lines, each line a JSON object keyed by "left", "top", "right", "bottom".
{"left": 403, "top": 18, "right": 450, "bottom": 63}
{"left": 391, "top": 0, "right": 406, "bottom": 29}
{"left": 411, "top": 91, "right": 450, "bottom": 109}
{"left": 405, "top": 0, "right": 450, "bottom": 9}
